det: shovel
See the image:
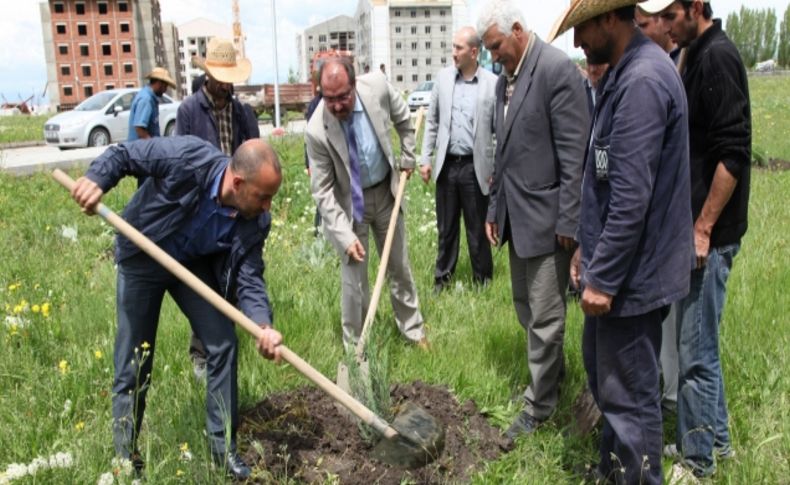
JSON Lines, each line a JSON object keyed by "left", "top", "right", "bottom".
{"left": 52, "top": 169, "right": 444, "bottom": 468}
{"left": 337, "top": 108, "right": 425, "bottom": 396}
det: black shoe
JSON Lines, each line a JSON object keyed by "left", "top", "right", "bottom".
{"left": 433, "top": 281, "right": 445, "bottom": 295}
{"left": 505, "top": 410, "right": 541, "bottom": 440}
{"left": 214, "top": 452, "right": 251, "bottom": 481}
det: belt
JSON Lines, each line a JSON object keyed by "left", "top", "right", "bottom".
{"left": 363, "top": 174, "right": 390, "bottom": 191}
{"left": 446, "top": 153, "right": 473, "bottom": 163}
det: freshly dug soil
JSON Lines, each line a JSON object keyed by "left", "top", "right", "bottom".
{"left": 239, "top": 381, "right": 509, "bottom": 484}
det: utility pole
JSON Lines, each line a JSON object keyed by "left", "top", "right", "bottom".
{"left": 271, "top": 0, "right": 281, "bottom": 128}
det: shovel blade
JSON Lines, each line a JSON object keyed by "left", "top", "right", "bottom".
{"left": 371, "top": 401, "right": 445, "bottom": 468}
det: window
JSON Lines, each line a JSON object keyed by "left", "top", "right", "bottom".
{"left": 411, "top": 42, "right": 417, "bottom": 50}
{"left": 318, "top": 34, "right": 326, "bottom": 42}
{"left": 124, "top": 63, "right": 133, "bottom": 73}
{"left": 441, "top": 41, "right": 447, "bottom": 49}
{"left": 394, "top": 10, "right": 400, "bottom": 17}
{"left": 122, "top": 43, "right": 131, "bottom": 53}
{"left": 78, "top": 24, "right": 87, "bottom": 36}
{"left": 425, "top": 41, "right": 431, "bottom": 49}
{"left": 412, "top": 59, "right": 418, "bottom": 67}
{"left": 396, "top": 75, "right": 403, "bottom": 82}
{"left": 412, "top": 74, "right": 418, "bottom": 82}
{"left": 105, "top": 84, "right": 114, "bottom": 90}
{"left": 75, "top": 3, "right": 85, "bottom": 15}
{"left": 425, "top": 26, "right": 431, "bottom": 34}
{"left": 100, "top": 23, "right": 110, "bottom": 35}
{"left": 330, "top": 32, "right": 338, "bottom": 40}
{"left": 426, "top": 58, "right": 431, "bottom": 65}
{"left": 60, "top": 65, "right": 70, "bottom": 76}
{"left": 58, "top": 44, "right": 68, "bottom": 55}
{"left": 80, "top": 45, "right": 89, "bottom": 56}
{"left": 53, "top": 2, "right": 64, "bottom": 13}
{"left": 395, "top": 41, "right": 402, "bottom": 50}
{"left": 98, "top": 2, "right": 108, "bottom": 14}
{"left": 440, "top": 25, "right": 447, "bottom": 33}
{"left": 441, "top": 57, "right": 447, "bottom": 64}
{"left": 102, "top": 44, "right": 111, "bottom": 55}
{"left": 120, "top": 23, "right": 130, "bottom": 33}
{"left": 82, "top": 65, "right": 91, "bottom": 77}
{"left": 396, "top": 58, "right": 402, "bottom": 66}
{"left": 410, "top": 26, "right": 416, "bottom": 34}
{"left": 104, "top": 64, "right": 113, "bottom": 75}
{"left": 118, "top": 2, "right": 128, "bottom": 12}
{"left": 410, "top": 10, "right": 416, "bottom": 18}
{"left": 63, "top": 86, "right": 73, "bottom": 97}
{"left": 424, "top": 10, "right": 430, "bottom": 17}
{"left": 56, "top": 24, "right": 66, "bottom": 35}
{"left": 125, "top": 83, "right": 135, "bottom": 88}
{"left": 395, "top": 26, "right": 401, "bottom": 34}
{"left": 308, "top": 35, "right": 313, "bottom": 41}
{"left": 426, "top": 74, "right": 432, "bottom": 81}
{"left": 84, "top": 85, "right": 93, "bottom": 97}
{"left": 349, "top": 43, "right": 355, "bottom": 50}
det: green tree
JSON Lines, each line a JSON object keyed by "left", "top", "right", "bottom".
{"left": 779, "top": 4, "right": 790, "bottom": 67}
{"left": 758, "top": 8, "right": 778, "bottom": 62}
{"left": 287, "top": 67, "right": 299, "bottom": 84}
{"left": 727, "top": 7, "right": 778, "bottom": 68}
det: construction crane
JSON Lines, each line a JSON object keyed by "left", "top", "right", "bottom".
{"left": 232, "top": 0, "right": 247, "bottom": 64}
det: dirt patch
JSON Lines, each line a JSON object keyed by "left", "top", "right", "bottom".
{"left": 239, "top": 381, "right": 509, "bottom": 484}
{"left": 758, "top": 158, "right": 790, "bottom": 171}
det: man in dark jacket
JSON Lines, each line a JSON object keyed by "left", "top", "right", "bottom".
{"left": 69, "top": 136, "right": 283, "bottom": 481}
{"left": 177, "top": 38, "right": 260, "bottom": 376}
{"left": 551, "top": 2, "right": 693, "bottom": 483}
{"left": 640, "top": 0, "right": 751, "bottom": 478}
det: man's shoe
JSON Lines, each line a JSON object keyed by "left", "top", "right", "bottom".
{"left": 665, "top": 443, "right": 735, "bottom": 461}
{"left": 505, "top": 410, "right": 541, "bottom": 440}
{"left": 433, "top": 282, "right": 445, "bottom": 295}
{"left": 214, "top": 452, "right": 251, "bottom": 481}
{"left": 192, "top": 356, "right": 207, "bottom": 381}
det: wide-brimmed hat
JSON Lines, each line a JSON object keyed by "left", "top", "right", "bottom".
{"left": 638, "top": 0, "right": 708, "bottom": 15}
{"left": 193, "top": 37, "right": 251, "bottom": 84}
{"left": 145, "top": 67, "right": 176, "bottom": 88}
{"left": 548, "top": 0, "right": 638, "bottom": 42}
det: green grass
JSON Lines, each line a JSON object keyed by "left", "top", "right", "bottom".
{"left": 0, "top": 135, "right": 788, "bottom": 483}
{"left": 0, "top": 115, "right": 47, "bottom": 144}
{"left": 749, "top": 75, "right": 790, "bottom": 162}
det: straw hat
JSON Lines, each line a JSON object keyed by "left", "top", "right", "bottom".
{"left": 145, "top": 67, "right": 177, "bottom": 88}
{"left": 548, "top": 0, "right": 638, "bottom": 42}
{"left": 193, "top": 37, "right": 251, "bottom": 84}
{"left": 638, "top": 0, "right": 708, "bottom": 14}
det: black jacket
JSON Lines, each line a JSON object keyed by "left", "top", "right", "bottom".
{"left": 684, "top": 19, "right": 751, "bottom": 247}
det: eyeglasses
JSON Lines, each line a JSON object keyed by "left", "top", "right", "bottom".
{"left": 323, "top": 89, "right": 353, "bottom": 104}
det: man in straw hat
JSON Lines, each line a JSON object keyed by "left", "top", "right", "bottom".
{"left": 177, "top": 37, "right": 260, "bottom": 379}
{"left": 477, "top": 0, "right": 589, "bottom": 440}
{"left": 638, "top": 0, "right": 751, "bottom": 478}
{"left": 128, "top": 67, "right": 176, "bottom": 142}
{"left": 550, "top": 1, "right": 693, "bottom": 483}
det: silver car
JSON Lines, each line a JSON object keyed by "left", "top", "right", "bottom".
{"left": 407, "top": 81, "right": 434, "bottom": 112}
{"left": 43, "top": 88, "right": 179, "bottom": 149}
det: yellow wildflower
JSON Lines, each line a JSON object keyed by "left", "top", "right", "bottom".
{"left": 58, "top": 360, "right": 69, "bottom": 375}
{"left": 41, "top": 303, "right": 51, "bottom": 318}
{"left": 141, "top": 341, "right": 151, "bottom": 350}
{"left": 94, "top": 350, "right": 103, "bottom": 360}
{"left": 176, "top": 469, "right": 185, "bottom": 477}
{"left": 8, "top": 283, "right": 20, "bottom": 292}
{"left": 75, "top": 421, "right": 85, "bottom": 431}
{"left": 34, "top": 283, "right": 41, "bottom": 290}
{"left": 13, "top": 304, "right": 23, "bottom": 314}
{"left": 179, "top": 442, "right": 189, "bottom": 452}
{"left": 32, "top": 304, "right": 41, "bottom": 313}
{"left": 9, "top": 324, "right": 18, "bottom": 337}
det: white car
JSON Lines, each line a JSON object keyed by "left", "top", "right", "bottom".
{"left": 43, "top": 88, "right": 179, "bottom": 149}
{"left": 407, "top": 81, "right": 434, "bottom": 112}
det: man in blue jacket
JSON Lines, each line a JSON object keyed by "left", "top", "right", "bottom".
{"left": 551, "top": 2, "right": 693, "bottom": 483}
{"left": 70, "top": 135, "right": 283, "bottom": 480}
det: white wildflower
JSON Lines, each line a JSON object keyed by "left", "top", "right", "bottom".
{"left": 3, "top": 316, "right": 30, "bottom": 328}
{"left": 4, "top": 463, "right": 27, "bottom": 480}
{"left": 49, "top": 452, "right": 73, "bottom": 468}
{"left": 61, "top": 399, "right": 73, "bottom": 418}
{"left": 111, "top": 457, "right": 133, "bottom": 477}
{"left": 180, "top": 450, "right": 193, "bottom": 462}
{"left": 60, "top": 225, "right": 78, "bottom": 242}
{"left": 97, "top": 472, "right": 114, "bottom": 485}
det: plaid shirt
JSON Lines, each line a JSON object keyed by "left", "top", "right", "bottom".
{"left": 504, "top": 32, "right": 535, "bottom": 120}
{"left": 202, "top": 85, "right": 234, "bottom": 155}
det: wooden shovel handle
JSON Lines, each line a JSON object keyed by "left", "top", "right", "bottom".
{"left": 51, "top": 169, "right": 399, "bottom": 440}
{"left": 356, "top": 108, "right": 425, "bottom": 356}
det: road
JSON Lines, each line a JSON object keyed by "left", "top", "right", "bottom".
{"left": 0, "top": 120, "right": 308, "bottom": 176}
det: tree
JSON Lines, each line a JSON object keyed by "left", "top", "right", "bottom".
{"left": 779, "top": 4, "right": 790, "bottom": 67}
{"left": 758, "top": 8, "right": 778, "bottom": 62}
{"left": 287, "top": 67, "right": 299, "bottom": 84}
{"left": 726, "top": 7, "right": 778, "bottom": 68}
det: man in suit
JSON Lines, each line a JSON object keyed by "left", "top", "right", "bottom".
{"left": 420, "top": 26, "right": 497, "bottom": 293}
{"left": 305, "top": 58, "right": 428, "bottom": 350}
{"left": 478, "top": 0, "right": 589, "bottom": 438}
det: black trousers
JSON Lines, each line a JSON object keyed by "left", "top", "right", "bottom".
{"left": 434, "top": 155, "right": 492, "bottom": 284}
{"left": 583, "top": 306, "right": 668, "bottom": 485}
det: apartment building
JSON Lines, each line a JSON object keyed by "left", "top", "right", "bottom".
{"left": 40, "top": 0, "right": 166, "bottom": 110}
{"left": 161, "top": 22, "right": 185, "bottom": 99}
{"left": 296, "top": 15, "right": 355, "bottom": 82}
{"left": 176, "top": 18, "right": 233, "bottom": 95}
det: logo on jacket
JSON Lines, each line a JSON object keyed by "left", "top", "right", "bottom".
{"left": 594, "top": 145, "right": 609, "bottom": 181}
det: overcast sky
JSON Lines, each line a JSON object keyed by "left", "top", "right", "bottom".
{"left": 2, "top": 0, "right": 787, "bottom": 104}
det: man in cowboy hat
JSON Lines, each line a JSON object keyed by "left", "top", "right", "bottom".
{"left": 128, "top": 67, "right": 176, "bottom": 141}
{"left": 477, "top": 0, "right": 589, "bottom": 440}
{"left": 638, "top": 0, "right": 751, "bottom": 478}
{"left": 177, "top": 37, "right": 260, "bottom": 379}
{"left": 550, "top": 1, "right": 693, "bottom": 483}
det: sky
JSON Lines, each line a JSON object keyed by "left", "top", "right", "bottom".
{"left": 1, "top": 0, "right": 787, "bottom": 105}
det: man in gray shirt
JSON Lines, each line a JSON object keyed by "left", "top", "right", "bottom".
{"left": 420, "top": 26, "right": 498, "bottom": 293}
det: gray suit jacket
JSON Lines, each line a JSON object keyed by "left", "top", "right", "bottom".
{"left": 305, "top": 72, "right": 416, "bottom": 256}
{"left": 488, "top": 35, "right": 590, "bottom": 259}
{"left": 420, "top": 65, "right": 497, "bottom": 195}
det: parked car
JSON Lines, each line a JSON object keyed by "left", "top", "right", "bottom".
{"left": 43, "top": 88, "right": 179, "bottom": 149}
{"left": 407, "top": 81, "right": 434, "bottom": 111}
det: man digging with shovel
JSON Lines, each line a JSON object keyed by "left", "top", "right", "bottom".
{"left": 69, "top": 135, "right": 283, "bottom": 481}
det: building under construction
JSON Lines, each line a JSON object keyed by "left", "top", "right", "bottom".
{"left": 39, "top": 0, "right": 167, "bottom": 111}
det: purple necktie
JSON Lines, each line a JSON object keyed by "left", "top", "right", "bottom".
{"left": 345, "top": 115, "right": 365, "bottom": 223}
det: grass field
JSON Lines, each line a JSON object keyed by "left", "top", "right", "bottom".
{"left": 749, "top": 76, "right": 790, "bottom": 163}
{"left": 0, "top": 131, "right": 787, "bottom": 483}
{"left": 0, "top": 115, "right": 47, "bottom": 144}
